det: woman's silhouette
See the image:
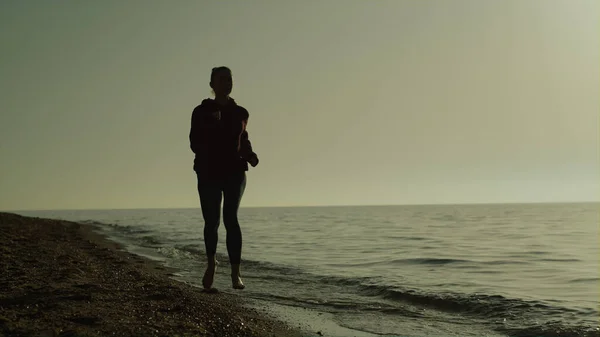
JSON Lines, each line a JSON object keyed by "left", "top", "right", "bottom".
{"left": 189, "top": 66, "right": 259, "bottom": 290}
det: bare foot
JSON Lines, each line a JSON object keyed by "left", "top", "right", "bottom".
{"left": 232, "top": 275, "right": 245, "bottom": 290}
{"left": 230, "top": 263, "right": 245, "bottom": 289}
{"left": 202, "top": 260, "right": 218, "bottom": 290}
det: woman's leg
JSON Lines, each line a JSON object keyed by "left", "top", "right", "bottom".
{"left": 222, "top": 171, "right": 246, "bottom": 289}
{"left": 197, "top": 177, "right": 223, "bottom": 289}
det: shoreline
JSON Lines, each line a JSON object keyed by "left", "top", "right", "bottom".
{"left": 0, "top": 212, "right": 307, "bottom": 337}
{"left": 3, "top": 208, "right": 599, "bottom": 337}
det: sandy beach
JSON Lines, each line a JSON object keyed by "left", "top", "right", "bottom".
{"left": 0, "top": 212, "right": 306, "bottom": 337}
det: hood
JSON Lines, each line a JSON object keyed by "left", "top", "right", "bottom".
{"left": 200, "top": 97, "right": 237, "bottom": 107}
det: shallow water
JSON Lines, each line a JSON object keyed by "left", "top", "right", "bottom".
{"left": 17, "top": 203, "right": 600, "bottom": 336}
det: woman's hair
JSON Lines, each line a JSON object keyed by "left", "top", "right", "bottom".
{"left": 210, "top": 66, "right": 232, "bottom": 96}
{"left": 209, "top": 66, "right": 235, "bottom": 102}
{"left": 211, "top": 66, "right": 232, "bottom": 83}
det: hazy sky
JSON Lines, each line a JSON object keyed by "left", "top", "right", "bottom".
{"left": 1, "top": 0, "right": 598, "bottom": 210}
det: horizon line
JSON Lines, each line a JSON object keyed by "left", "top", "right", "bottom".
{"left": 3, "top": 200, "right": 598, "bottom": 213}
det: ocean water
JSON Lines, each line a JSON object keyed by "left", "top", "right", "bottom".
{"left": 16, "top": 203, "right": 599, "bottom": 337}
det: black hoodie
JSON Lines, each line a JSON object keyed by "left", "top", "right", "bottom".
{"left": 189, "top": 98, "right": 258, "bottom": 179}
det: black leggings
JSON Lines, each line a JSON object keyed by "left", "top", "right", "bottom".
{"left": 197, "top": 172, "right": 246, "bottom": 264}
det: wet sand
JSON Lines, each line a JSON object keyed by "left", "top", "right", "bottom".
{"left": 0, "top": 212, "right": 305, "bottom": 337}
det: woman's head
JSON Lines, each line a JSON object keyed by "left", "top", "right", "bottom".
{"left": 210, "top": 66, "right": 233, "bottom": 97}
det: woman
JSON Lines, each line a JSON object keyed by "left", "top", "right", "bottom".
{"left": 189, "top": 66, "right": 259, "bottom": 290}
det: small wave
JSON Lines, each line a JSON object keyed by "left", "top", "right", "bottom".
{"left": 569, "top": 277, "right": 600, "bottom": 284}
{"left": 355, "top": 283, "right": 586, "bottom": 320}
{"left": 523, "top": 251, "right": 550, "bottom": 255}
{"left": 358, "top": 285, "right": 505, "bottom": 315}
{"left": 115, "top": 227, "right": 152, "bottom": 235}
{"left": 79, "top": 220, "right": 107, "bottom": 226}
{"left": 389, "top": 236, "right": 430, "bottom": 241}
{"left": 464, "top": 270, "right": 503, "bottom": 274}
{"left": 539, "top": 258, "right": 582, "bottom": 263}
{"left": 486, "top": 260, "right": 531, "bottom": 265}
{"left": 85, "top": 220, "right": 152, "bottom": 235}
{"left": 156, "top": 247, "right": 195, "bottom": 259}
{"left": 250, "top": 292, "right": 425, "bottom": 318}
{"left": 326, "top": 261, "right": 379, "bottom": 268}
{"left": 318, "top": 274, "right": 376, "bottom": 287}
{"left": 163, "top": 245, "right": 314, "bottom": 278}
{"left": 326, "top": 257, "right": 472, "bottom": 268}
{"left": 242, "top": 259, "right": 306, "bottom": 276}
{"left": 389, "top": 258, "right": 472, "bottom": 265}
{"left": 499, "top": 322, "right": 600, "bottom": 337}
{"left": 174, "top": 244, "right": 204, "bottom": 256}
{"left": 138, "top": 235, "right": 162, "bottom": 246}
{"left": 80, "top": 220, "right": 149, "bottom": 234}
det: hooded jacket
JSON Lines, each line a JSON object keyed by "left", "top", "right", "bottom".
{"left": 189, "top": 98, "right": 258, "bottom": 179}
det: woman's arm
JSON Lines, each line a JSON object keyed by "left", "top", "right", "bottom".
{"left": 189, "top": 104, "right": 212, "bottom": 155}
{"left": 238, "top": 113, "right": 259, "bottom": 167}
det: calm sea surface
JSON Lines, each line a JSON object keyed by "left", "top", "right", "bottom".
{"left": 17, "top": 203, "right": 600, "bottom": 337}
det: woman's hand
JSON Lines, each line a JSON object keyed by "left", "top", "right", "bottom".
{"left": 238, "top": 117, "right": 258, "bottom": 167}
{"left": 248, "top": 153, "right": 259, "bottom": 167}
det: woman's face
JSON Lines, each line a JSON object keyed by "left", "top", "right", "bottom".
{"left": 211, "top": 69, "right": 233, "bottom": 96}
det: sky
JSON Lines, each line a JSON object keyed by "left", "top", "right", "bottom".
{"left": 0, "top": 0, "right": 598, "bottom": 210}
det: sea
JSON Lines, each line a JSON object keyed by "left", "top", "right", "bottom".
{"left": 16, "top": 203, "right": 599, "bottom": 337}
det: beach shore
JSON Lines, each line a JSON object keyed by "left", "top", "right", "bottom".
{"left": 0, "top": 212, "right": 306, "bottom": 337}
